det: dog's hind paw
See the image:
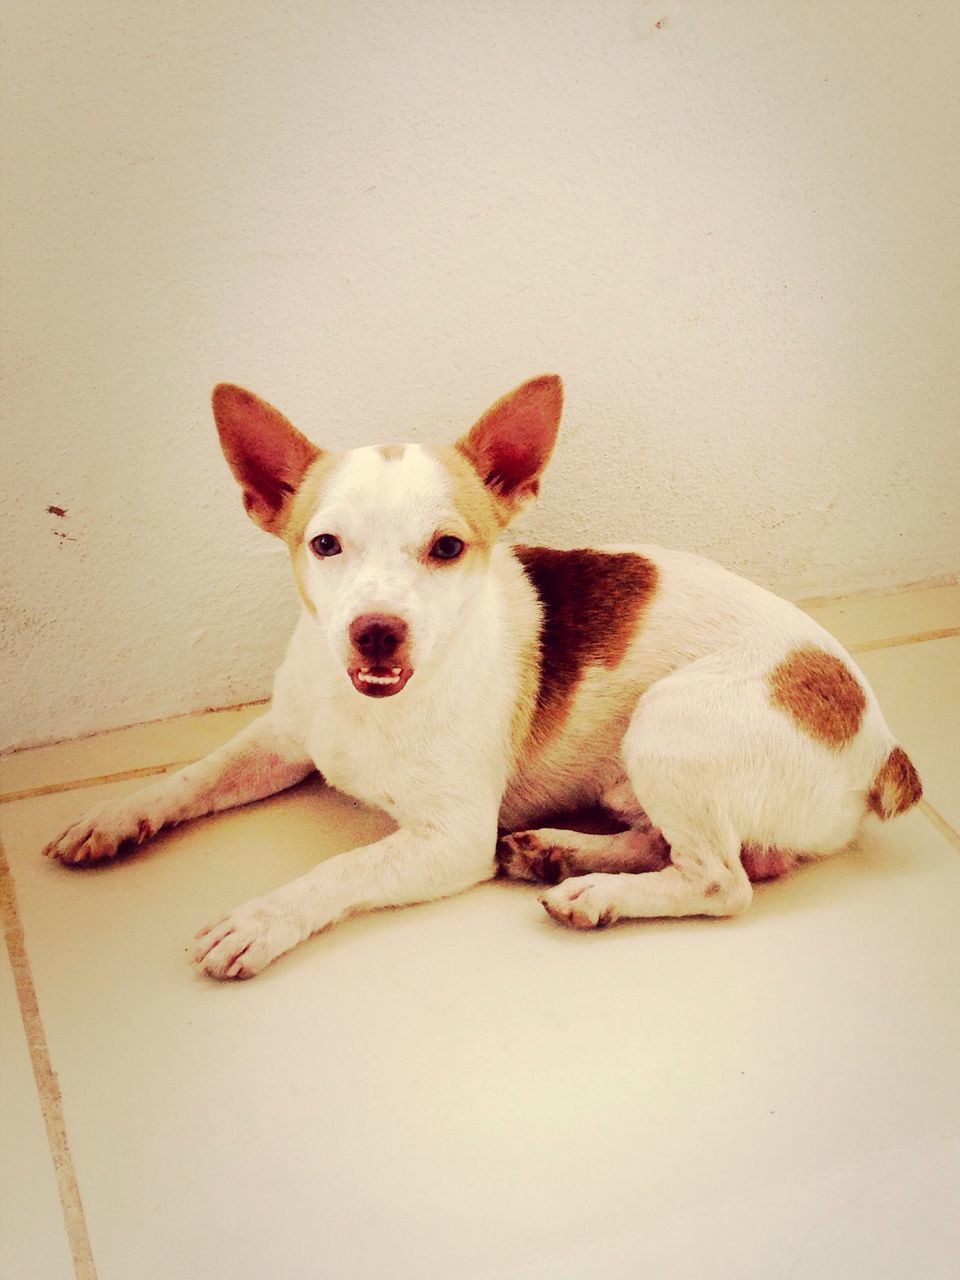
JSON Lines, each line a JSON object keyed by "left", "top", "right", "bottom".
{"left": 496, "top": 832, "right": 573, "bottom": 884}
{"left": 539, "top": 874, "right": 620, "bottom": 930}
{"left": 193, "top": 899, "right": 302, "bottom": 980}
{"left": 43, "top": 801, "right": 155, "bottom": 865}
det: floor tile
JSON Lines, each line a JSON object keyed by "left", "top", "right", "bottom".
{"left": 0, "top": 944, "right": 74, "bottom": 1280}
{"left": 801, "top": 581, "right": 959, "bottom": 651}
{"left": 856, "top": 635, "right": 960, "bottom": 832}
{"left": 488, "top": 1132, "right": 960, "bottom": 1279}
{"left": 0, "top": 703, "right": 266, "bottom": 802}
{"left": 2, "top": 777, "right": 958, "bottom": 1280}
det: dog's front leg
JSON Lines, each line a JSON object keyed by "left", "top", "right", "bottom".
{"left": 44, "top": 713, "right": 315, "bottom": 864}
{"left": 194, "top": 818, "right": 497, "bottom": 980}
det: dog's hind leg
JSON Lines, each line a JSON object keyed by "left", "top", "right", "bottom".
{"left": 43, "top": 712, "right": 315, "bottom": 864}
{"left": 537, "top": 826, "right": 753, "bottom": 929}
{"left": 497, "top": 825, "right": 670, "bottom": 885}
{"left": 538, "top": 665, "right": 756, "bottom": 929}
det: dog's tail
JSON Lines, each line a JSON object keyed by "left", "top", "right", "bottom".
{"left": 867, "top": 746, "right": 922, "bottom": 820}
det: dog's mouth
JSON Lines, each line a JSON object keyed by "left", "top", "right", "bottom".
{"left": 348, "top": 664, "right": 414, "bottom": 698}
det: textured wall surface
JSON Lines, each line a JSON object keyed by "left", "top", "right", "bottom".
{"left": 2, "top": 0, "right": 958, "bottom": 751}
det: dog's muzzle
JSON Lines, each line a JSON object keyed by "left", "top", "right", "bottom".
{"left": 347, "top": 614, "right": 414, "bottom": 698}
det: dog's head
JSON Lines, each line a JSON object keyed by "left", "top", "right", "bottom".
{"left": 212, "top": 376, "right": 563, "bottom": 699}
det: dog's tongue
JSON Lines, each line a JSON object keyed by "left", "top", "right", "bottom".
{"left": 349, "top": 665, "right": 413, "bottom": 698}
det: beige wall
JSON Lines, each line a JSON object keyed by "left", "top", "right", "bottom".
{"left": 2, "top": 0, "right": 958, "bottom": 750}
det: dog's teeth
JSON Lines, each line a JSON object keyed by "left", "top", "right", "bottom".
{"left": 358, "top": 670, "right": 401, "bottom": 685}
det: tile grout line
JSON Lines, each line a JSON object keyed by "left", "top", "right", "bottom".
{"left": 918, "top": 799, "right": 960, "bottom": 854}
{"left": 0, "top": 759, "right": 193, "bottom": 807}
{"left": 1, "top": 697, "right": 270, "bottom": 765}
{"left": 0, "top": 839, "right": 98, "bottom": 1280}
{"left": 0, "top": 757, "right": 195, "bottom": 808}
{"left": 796, "top": 578, "right": 959, "bottom": 609}
{"left": 847, "top": 626, "right": 960, "bottom": 654}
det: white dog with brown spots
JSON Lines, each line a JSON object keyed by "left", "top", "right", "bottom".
{"left": 44, "top": 377, "right": 922, "bottom": 978}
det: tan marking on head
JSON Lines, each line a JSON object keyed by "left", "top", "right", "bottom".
{"left": 283, "top": 451, "right": 346, "bottom": 614}
{"left": 515, "top": 547, "right": 659, "bottom": 742}
{"left": 867, "top": 746, "right": 922, "bottom": 819}
{"left": 427, "top": 444, "right": 506, "bottom": 550}
{"left": 767, "top": 646, "right": 866, "bottom": 749}
{"left": 376, "top": 444, "right": 406, "bottom": 462}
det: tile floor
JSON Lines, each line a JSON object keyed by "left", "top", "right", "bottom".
{"left": 2, "top": 584, "right": 958, "bottom": 1280}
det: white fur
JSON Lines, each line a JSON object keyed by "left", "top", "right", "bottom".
{"left": 299, "top": 446, "right": 486, "bottom": 678}
{"left": 44, "top": 407, "right": 913, "bottom": 978}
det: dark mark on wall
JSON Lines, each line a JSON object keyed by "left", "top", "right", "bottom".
{"left": 47, "top": 505, "right": 68, "bottom": 518}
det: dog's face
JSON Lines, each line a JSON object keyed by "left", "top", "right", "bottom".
{"left": 212, "top": 377, "right": 563, "bottom": 698}
{"left": 290, "top": 442, "right": 502, "bottom": 697}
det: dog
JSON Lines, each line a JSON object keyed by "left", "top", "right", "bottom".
{"left": 43, "top": 376, "right": 922, "bottom": 979}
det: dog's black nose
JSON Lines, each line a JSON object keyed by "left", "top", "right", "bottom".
{"left": 349, "top": 614, "right": 408, "bottom": 664}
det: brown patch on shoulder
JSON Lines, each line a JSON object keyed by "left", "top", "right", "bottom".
{"left": 867, "top": 746, "right": 922, "bottom": 819}
{"left": 516, "top": 547, "right": 658, "bottom": 740}
{"left": 767, "top": 646, "right": 866, "bottom": 749}
{"left": 376, "top": 444, "right": 406, "bottom": 462}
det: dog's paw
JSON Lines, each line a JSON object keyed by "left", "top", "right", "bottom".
{"left": 194, "top": 899, "right": 302, "bottom": 980}
{"left": 496, "top": 832, "right": 573, "bottom": 884}
{"left": 539, "top": 874, "right": 621, "bottom": 930}
{"left": 43, "top": 800, "right": 155, "bottom": 865}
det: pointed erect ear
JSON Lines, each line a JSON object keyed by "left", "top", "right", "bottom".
{"left": 455, "top": 375, "right": 563, "bottom": 514}
{"left": 211, "top": 384, "right": 321, "bottom": 535}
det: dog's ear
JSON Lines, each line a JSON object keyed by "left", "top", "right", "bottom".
{"left": 456, "top": 375, "right": 563, "bottom": 514}
{"left": 212, "top": 384, "right": 321, "bottom": 535}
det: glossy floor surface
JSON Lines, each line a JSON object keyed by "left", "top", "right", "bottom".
{"left": 2, "top": 584, "right": 959, "bottom": 1279}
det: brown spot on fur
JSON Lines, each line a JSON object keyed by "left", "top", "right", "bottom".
{"left": 740, "top": 845, "right": 799, "bottom": 881}
{"left": 867, "top": 746, "right": 922, "bottom": 819}
{"left": 376, "top": 444, "right": 406, "bottom": 462}
{"left": 767, "top": 646, "right": 865, "bottom": 749}
{"left": 496, "top": 835, "right": 575, "bottom": 884}
{"left": 705, "top": 881, "right": 721, "bottom": 896}
{"left": 516, "top": 547, "right": 658, "bottom": 741}
{"left": 507, "top": 832, "right": 538, "bottom": 852}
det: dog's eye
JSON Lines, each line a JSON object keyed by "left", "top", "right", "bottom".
{"left": 430, "top": 535, "right": 465, "bottom": 562}
{"left": 310, "top": 533, "right": 342, "bottom": 558}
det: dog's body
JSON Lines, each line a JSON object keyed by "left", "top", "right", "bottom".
{"left": 45, "top": 377, "right": 921, "bottom": 978}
